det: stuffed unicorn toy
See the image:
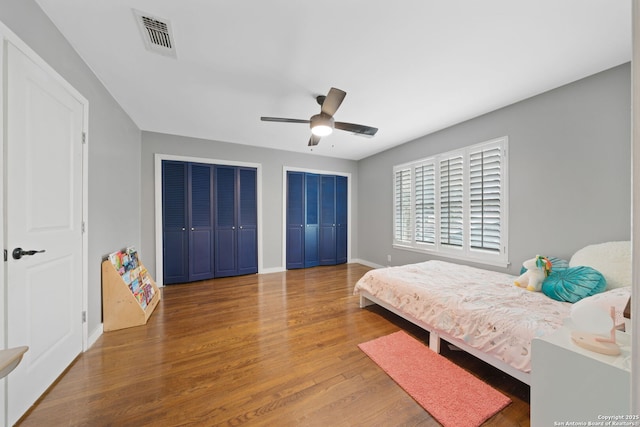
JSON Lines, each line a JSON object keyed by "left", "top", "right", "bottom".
{"left": 514, "top": 255, "right": 552, "bottom": 292}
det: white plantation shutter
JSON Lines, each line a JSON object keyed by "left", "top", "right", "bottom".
{"left": 392, "top": 137, "right": 507, "bottom": 266}
{"left": 439, "top": 155, "right": 464, "bottom": 247}
{"left": 470, "top": 146, "right": 502, "bottom": 252}
{"left": 394, "top": 167, "right": 412, "bottom": 243}
{"left": 415, "top": 163, "right": 435, "bottom": 244}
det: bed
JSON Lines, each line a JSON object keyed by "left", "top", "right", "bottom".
{"left": 354, "top": 243, "right": 632, "bottom": 385}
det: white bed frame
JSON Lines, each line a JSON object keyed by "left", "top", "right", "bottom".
{"left": 359, "top": 290, "right": 531, "bottom": 385}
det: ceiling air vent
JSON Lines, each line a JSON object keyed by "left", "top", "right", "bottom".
{"left": 133, "top": 9, "right": 176, "bottom": 58}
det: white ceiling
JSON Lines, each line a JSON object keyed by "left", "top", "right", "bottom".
{"left": 35, "top": 0, "right": 631, "bottom": 160}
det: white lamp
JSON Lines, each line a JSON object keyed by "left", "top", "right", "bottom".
{"left": 570, "top": 303, "right": 620, "bottom": 355}
{"left": 310, "top": 113, "right": 334, "bottom": 136}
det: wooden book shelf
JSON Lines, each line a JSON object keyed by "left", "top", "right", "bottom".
{"left": 102, "top": 254, "right": 161, "bottom": 332}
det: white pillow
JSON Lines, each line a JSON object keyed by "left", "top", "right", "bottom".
{"left": 569, "top": 241, "right": 631, "bottom": 290}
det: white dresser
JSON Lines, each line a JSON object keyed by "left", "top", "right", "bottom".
{"left": 531, "top": 325, "right": 632, "bottom": 426}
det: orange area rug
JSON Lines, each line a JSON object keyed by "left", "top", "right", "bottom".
{"left": 358, "top": 331, "right": 511, "bottom": 426}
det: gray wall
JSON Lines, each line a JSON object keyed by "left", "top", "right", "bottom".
{"left": 141, "top": 132, "right": 359, "bottom": 276}
{"left": 358, "top": 63, "right": 631, "bottom": 274}
{"left": 0, "top": 0, "right": 142, "bottom": 337}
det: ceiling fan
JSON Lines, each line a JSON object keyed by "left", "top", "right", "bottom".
{"left": 261, "top": 87, "right": 378, "bottom": 146}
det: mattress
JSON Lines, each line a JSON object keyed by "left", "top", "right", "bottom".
{"left": 353, "top": 260, "right": 631, "bottom": 373}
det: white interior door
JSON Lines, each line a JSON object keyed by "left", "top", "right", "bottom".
{"left": 5, "top": 42, "right": 84, "bottom": 425}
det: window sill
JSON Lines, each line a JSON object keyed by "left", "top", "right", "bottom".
{"left": 392, "top": 243, "right": 510, "bottom": 269}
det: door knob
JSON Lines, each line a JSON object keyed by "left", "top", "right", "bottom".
{"left": 12, "top": 248, "right": 45, "bottom": 260}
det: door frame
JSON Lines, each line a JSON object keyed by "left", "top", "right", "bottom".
{"left": 281, "top": 166, "right": 352, "bottom": 269}
{"left": 0, "top": 20, "right": 89, "bottom": 423}
{"left": 154, "top": 153, "right": 262, "bottom": 286}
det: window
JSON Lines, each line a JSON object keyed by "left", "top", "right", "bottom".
{"left": 393, "top": 137, "right": 508, "bottom": 266}
{"left": 415, "top": 163, "right": 435, "bottom": 244}
{"left": 394, "top": 168, "right": 412, "bottom": 243}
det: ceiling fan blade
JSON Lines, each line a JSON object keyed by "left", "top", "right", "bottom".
{"left": 308, "top": 134, "right": 321, "bottom": 146}
{"left": 261, "top": 117, "right": 310, "bottom": 124}
{"left": 334, "top": 121, "right": 378, "bottom": 137}
{"left": 321, "top": 88, "right": 346, "bottom": 117}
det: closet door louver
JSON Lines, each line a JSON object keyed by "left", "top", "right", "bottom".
{"left": 304, "top": 174, "right": 320, "bottom": 267}
{"left": 414, "top": 163, "right": 435, "bottom": 244}
{"left": 162, "top": 161, "right": 189, "bottom": 284}
{"left": 469, "top": 146, "right": 502, "bottom": 252}
{"left": 214, "top": 166, "right": 258, "bottom": 277}
{"left": 188, "top": 164, "right": 214, "bottom": 281}
{"left": 286, "top": 172, "right": 305, "bottom": 269}
{"left": 214, "top": 166, "right": 238, "bottom": 277}
{"left": 439, "top": 155, "right": 464, "bottom": 247}
{"left": 237, "top": 168, "right": 258, "bottom": 275}
{"left": 319, "top": 175, "right": 336, "bottom": 265}
{"left": 162, "top": 161, "right": 215, "bottom": 284}
{"left": 394, "top": 168, "right": 412, "bottom": 243}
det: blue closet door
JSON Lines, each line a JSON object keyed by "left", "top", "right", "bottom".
{"left": 286, "top": 172, "right": 305, "bottom": 269}
{"left": 214, "top": 166, "right": 238, "bottom": 277}
{"left": 335, "top": 175, "right": 348, "bottom": 264}
{"left": 162, "top": 161, "right": 215, "bottom": 284}
{"left": 304, "top": 174, "right": 320, "bottom": 267}
{"left": 319, "top": 175, "right": 337, "bottom": 265}
{"left": 214, "top": 165, "right": 258, "bottom": 277}
{"left": 237, "top": 168, "right": 258, "bottom": 275}
{"left": 287, "top": 173, "right": 348, "bottom": 269}
{"left": 162, "top": 161, "right": 189, "bottom": 284}
{"left": 188, "top": 163, "right": 215, "bottom": 281}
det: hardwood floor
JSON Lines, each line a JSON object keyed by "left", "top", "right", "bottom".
{"left": 17, "top": 264, "right": 530, "bottom": 426}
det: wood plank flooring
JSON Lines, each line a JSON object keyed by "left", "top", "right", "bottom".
{"left": 16, "top": 263, "right": 530, "bottom": 426}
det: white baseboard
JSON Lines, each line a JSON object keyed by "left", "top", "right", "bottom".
{"left": 259, "top": 266, "right": 286, "bottom": 274}
{"left": 86, "top": 324, "right": 103, "bottom": 351}
{"left": 349, "top": 258, "right": 384, "bottom": 269}
{"left": 261, "top": 261, "right": 383, "bottom": 273}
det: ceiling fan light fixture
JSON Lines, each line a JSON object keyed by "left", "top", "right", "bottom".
{"left": 310, "top": 114, "right": 334, "bottom": 136}
{"left": 311, "top": 124, "right": 332, "bottom": 136}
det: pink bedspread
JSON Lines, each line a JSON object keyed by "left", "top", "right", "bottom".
{"left": 354, "top": 260, "right": 630, "bottom": 373}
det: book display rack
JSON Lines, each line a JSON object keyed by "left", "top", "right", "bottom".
{"left": 102, "top": 247, "right": 161, "bottom": 331}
